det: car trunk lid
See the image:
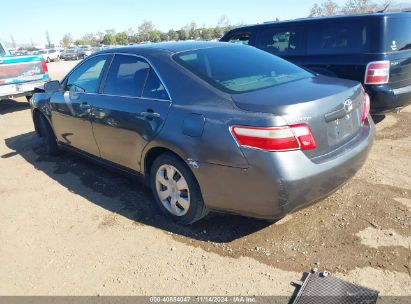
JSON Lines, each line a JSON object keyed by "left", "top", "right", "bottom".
{"left": 231, "top": 75, "right": 364, "bottom": 158}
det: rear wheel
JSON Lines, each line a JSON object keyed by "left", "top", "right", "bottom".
{"left": 150, "top": 153, "right": 208, "bottom": 225}
{"left": 38, "top": 114, "right": 60, "bottom": 156}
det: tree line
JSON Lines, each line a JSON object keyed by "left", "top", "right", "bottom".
{"left": 60, "top": 16, "right": 236, "bottom": 47}
{"left": 309, "top": 0, "right": 391, "bottom": 17}
{"left": 8, "top": 2, "right": 398, "bottom": 49}
{"left": 62, "top": 0, "right": 394, "bottom": 47}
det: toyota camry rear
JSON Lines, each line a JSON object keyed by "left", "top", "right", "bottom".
{"left": 168, "top": 44, "right": 375, "bottom": 222}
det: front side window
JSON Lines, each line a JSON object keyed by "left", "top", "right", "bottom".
{"left": 227, "top": 33, "right": 250, "bottom": 45}
{"left": 255, "top": 28, "right": 303, "bottom": 56}
{"left": 66, "top": 55, "right": 108, "bottom": 93}
{"left": 307, "top": 22, "right": 370, "bottom": 55}
{"left": 174, "top": 45, "right": 312, "bottom": 93}
{"left": 103, "top": 54, "right": 150, "bottom": 97}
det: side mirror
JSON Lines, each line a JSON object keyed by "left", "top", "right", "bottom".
{"left": 44, "top": 80, "right": 61, "bottom": 93}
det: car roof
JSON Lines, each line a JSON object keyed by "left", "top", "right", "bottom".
{"left": 98, "top": 41, "right": 229, "bottom": 55}
{"left": 227, "top": 11, "right": 411, "bottom": 32}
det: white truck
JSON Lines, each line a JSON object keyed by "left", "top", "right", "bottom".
{"left": 0, "top": 40, "right": 50, "bottom": 101}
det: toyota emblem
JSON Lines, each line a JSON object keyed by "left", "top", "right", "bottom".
{"left": 344, "top": 99, "right": 353, "bottom": 113}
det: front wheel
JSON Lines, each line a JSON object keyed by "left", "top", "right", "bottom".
{"left": 46, "top": 57, "right": 50, "bottom": 63}
{"left": 150, "top": 153, "right": 208, "bottom": 225}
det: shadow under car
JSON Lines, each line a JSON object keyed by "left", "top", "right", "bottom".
{"left": 4, "top": 131, "right": 272, "bottom": 243}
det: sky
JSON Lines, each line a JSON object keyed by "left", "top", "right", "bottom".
{"left": 1, "top": 0, "right": 348, "bottom": 46}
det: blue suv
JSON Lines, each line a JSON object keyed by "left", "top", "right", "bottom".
{"left": 221, "top": 12, "right": 411, "bottom": 113}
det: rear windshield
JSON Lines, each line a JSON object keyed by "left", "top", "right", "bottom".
{"left": 386, "top": 18, "right": 411, "bottom": 52}
{"left": 173, "top": 46, "right": 312, "bottom": 93}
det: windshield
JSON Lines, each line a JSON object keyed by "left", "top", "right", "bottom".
{"left": 386, "top": 17, "right": 411, "bottom": 52}
{"left": 174, "top": 45, "right": 312, "bottom": 93}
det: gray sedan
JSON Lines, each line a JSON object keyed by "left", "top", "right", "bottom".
{"left": 30, "top": 42, "right": 375, "bottom": 224}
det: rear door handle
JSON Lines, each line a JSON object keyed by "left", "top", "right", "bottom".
{"left": 140, "top": 111, "right": 161, "bottom": 119}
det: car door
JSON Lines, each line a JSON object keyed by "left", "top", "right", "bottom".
{"left": 90, "top": 54, "right": 171, "bottom": 171}
{"left": 49, "top": 54, "right": 111, "bottom": 156}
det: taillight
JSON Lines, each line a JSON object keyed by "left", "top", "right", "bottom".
{"left": 361, "top": 93, "right": 370, "bottom": 122}
{"left": 230, "top": 124, "right": 316, "bottom": 151}
{"left": 41, "top": 60, "right": 48, "bottom": 74}
{"left": 364, "top": 61, "right": 390, "bottom": 84}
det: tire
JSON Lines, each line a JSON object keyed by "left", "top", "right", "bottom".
{"left": 150, "top": 153, "right": 208, "bottom": 225}
{"left": 38, "top": 114, "right": 60, "bottom": 156}
{"left": 46, "top": 57, "right": 50, "bottom": 63}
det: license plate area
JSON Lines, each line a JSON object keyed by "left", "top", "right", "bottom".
{"left": 0, "top": 84, "right": 17, "bottom": 95}
{"left": 327, "top": 110, "right": 361, "bottom": 147}
{"left": 16, "top": 83, "right": 36, "bottom": 92}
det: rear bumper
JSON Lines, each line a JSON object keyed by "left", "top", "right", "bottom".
{"left": 194, "top": 118, "right": 375, "bottom": 219}
{"left": 0, "top": 80, "right": 48, "bottom": 100}
{"left": 366, "top": 83, "right": 411, "bottom": 113}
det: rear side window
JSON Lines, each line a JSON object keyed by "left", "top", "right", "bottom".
{"left": 255, "top": 28, "right": 303, "bottom": 56}
{"left": 103, "top": 54, "right": 150, "bottom": 97}
{"left": 226, "top": 33, "right": 250, "bottom": 45}
{"left": 174, "top": 46, "right": 312, "bottom": 93}
{"left": 386, "top": 18, "right": 411, "bottom": 52}
{"left": 142, "top": 69, "right": 170, "bottom": 100}
{"left": 307, "top": 22, "right": 370, "bottom": 55}
{"left": 66, "top": 55, "right": 109, "bottom": 93}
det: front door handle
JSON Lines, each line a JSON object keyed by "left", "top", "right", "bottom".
{"left": 140, "top": 111, "right": 161, "bottom": 119}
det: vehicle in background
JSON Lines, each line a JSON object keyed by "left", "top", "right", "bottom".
{"left": 40, "top": 49, "right": 60, "bottom": 62}
{"left": 222, "top": 12, "right": 411, "bottom": 113}
{"left": 60, "top": 48, "right": 81, "bottom": 60}
{"left": 27, "top": 50, "right": 40, "bottom": 55}
{"left": 14, "top": 50, "right": 28, "bottom": 56}
{"left": 30, "top": 42, "right": 374, "bottom": 224}
{"left": 91, "top": 46, "right": 102, "bottom": 54}
{"left": 78, "top": 46, "right": 92, "bottom": 58}
{"left": 0, "top": 40, "right": 50, "bottom": 101}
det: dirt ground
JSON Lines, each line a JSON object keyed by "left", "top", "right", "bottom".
{"left": 0, "top": 60, "right": 410, "bottom": 296}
